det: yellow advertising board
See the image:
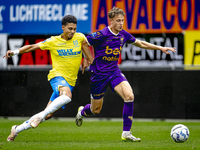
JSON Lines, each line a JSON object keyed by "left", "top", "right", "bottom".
{"left": 184, "top": 31, "right": 200, "bottom": 69}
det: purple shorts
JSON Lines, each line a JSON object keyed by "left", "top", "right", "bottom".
{"left": 90, "top": 69, "right": 127, "bottom": 99}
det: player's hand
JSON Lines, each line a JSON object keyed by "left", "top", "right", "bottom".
{"left": 81, "top": 57, "right": 90, "bottom": 74}
{"left": 2, "top": 50, "right": 14, "bottom": 59}
{"left": 160, "top": 47, "right": 176, "bottom": 54}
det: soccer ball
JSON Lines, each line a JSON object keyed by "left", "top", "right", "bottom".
{"left": 170, "top": 124, "right": 189, "bottom": 143}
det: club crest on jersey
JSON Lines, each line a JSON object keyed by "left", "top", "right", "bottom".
{"left": 91, "top": 32, "right": 97, "bottom": 37}
{"left": 97, "top": 32, "right": 101, "bottom": 35}
{"left": 61, "top": 80, "right": 66, "bottom": 84}
{"left": 73, "top": 40, "right": 79, "bottom": 48}
{"left": 91, "top": 31, "right": 101, "bottom": 38}
{"left": 120, "top": 38, "right": 124, "bottom": 44}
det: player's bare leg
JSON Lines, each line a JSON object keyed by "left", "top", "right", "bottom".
{"left": 90, "top": 98, "right": 104, "bottom": 114}
{"left": 30, "top": 86, "right": 71, "bottom": 128}
{"left": 75, "top": 97, "right": 103, "bottom": 126}
{"left": 115, "top": 81, "right": 141, "bottom": 142}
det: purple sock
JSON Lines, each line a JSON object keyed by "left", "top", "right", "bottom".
{"left": 81, "top": 104, "right": 93, "bottom": 116}
{"left": 123, "top": 101, "right": 134, "bottom": 131}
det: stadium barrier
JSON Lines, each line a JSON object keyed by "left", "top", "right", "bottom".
{"left": 0, "top": 69, "right": 199, "bottom": 119}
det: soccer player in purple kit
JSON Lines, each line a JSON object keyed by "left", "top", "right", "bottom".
{"left": 76, "top": 6, "right": 176, "bottom": 142}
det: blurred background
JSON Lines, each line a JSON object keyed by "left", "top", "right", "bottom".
{"left": 0, "top": 0, "right": 200, "bottom": 119}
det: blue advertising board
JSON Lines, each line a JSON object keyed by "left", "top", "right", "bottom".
{"left": 0, "top": 0, "right": 91, "bottom": 34}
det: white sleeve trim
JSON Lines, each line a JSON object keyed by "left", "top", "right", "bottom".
{"left": 130, "top": 38, "right": 137, "bottom": 45}
{"left": 83, "top": 34, "right": 91, "bottom": 46}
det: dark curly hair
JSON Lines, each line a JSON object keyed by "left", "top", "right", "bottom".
{"left": 62, "top": 15, "right": 77, "bottom": 25}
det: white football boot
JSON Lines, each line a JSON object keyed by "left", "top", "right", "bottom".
{"left": 7, "top": 125, "right": 18, "bottom": 141}
{"left": 75, "top": 106, "right": 84, "bottom": 127}
{"left": 30, "top": 116, "right": 43, "bottom": 128}
{"left": 121, "top": 132, "right": 141, "bottom": 142}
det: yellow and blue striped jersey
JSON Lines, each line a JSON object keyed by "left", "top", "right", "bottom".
{"left": 38, "top": 32, "right": 86, "bottom": 86}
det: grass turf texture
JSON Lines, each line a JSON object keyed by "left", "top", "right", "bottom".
{"left": 0, "top": 119, "right": 199, "bottom": 150}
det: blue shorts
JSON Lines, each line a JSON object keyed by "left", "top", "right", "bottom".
{"left": 49, "top": 76, "right": 74, "bottom": 109}
{"left": 90, "top": 69, "right": 127, "bottom": 99}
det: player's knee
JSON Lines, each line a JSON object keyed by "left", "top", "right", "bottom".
{"left": 92, "top": 110, "right": 101, "bottom": 114}
{"left": 124, "top": 93, "right": 134, "bottom": 102}
{"left": 59, "top": 89, "right": 72, "bottom": 99}
{"left": 91, "top": 107, "right": 101, "bottom": 114}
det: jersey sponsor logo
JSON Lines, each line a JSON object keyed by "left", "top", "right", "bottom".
{"left": 57, "top": 49, "right": 81, "bottom": 56}
{"left": 102, "top": 56, "right": 119, "bottom": 61}
{"left": 103, "top": 46, "right": 122, "bottom": 61}
{"left": 105, "top": 46, "right": 122, "bottom": 55}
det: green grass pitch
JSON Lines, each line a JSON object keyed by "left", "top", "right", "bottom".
{"left": 0, "top": 118, "right": 199, "bottom": 150}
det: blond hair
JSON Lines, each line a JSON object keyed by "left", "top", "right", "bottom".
{"left": 108, "top": 6, "right": 125, "bottom": 19}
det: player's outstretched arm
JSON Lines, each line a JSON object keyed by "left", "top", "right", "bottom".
{"left": 3, "top": 44, "right": 40, "bottom": 59}
{"left": 81, "top": 40, "right": 94, "bottom": 64}
{"left": 81, "top": 40, "right": 94, "bottom": 74}
{"left": 133, "top": 39, "right": 176, "bottom": 54}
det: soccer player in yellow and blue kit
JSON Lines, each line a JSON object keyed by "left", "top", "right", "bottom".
{"left": 3, "top": 15, "right": 93, "bottom": 141}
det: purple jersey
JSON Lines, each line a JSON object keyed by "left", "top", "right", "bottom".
{"left": 87, "top": 27, "right": 136, "bottom": 74}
